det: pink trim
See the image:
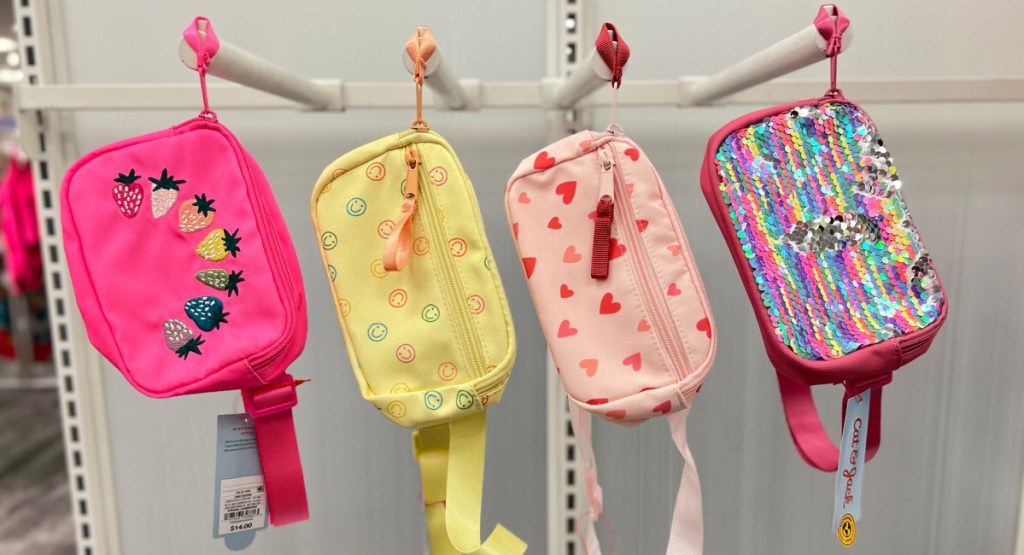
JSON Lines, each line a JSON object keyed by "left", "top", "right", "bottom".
{"left": 699, "top": 96, "right": 947, "bottom": 471}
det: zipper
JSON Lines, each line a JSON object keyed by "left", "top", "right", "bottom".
{"left": 601, "top": 143, "right": 695, "bottom": 392}
{"left": 410, "top": 143, "right": 490, "bottom": 385}
{"left": 218, "top": 125, "right": 298, "bottom": 372}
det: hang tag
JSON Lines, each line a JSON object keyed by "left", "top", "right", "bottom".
{"left": 833, "top": 390, "right": 870, "bottom": 547}
{"left": 213, "top": 414, "right": 267, "bottom": 539}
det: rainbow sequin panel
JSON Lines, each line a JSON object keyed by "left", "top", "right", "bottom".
{"left": 715, "top": 102, "right": 943, "bottom": 360}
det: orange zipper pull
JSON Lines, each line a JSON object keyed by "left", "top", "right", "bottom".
{"left": 591, "top": 148, "right": 615, "bottom": 279}
{"left": 383, "top": 145, "right": 421, "bottom": 271}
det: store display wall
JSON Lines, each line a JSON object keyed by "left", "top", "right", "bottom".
{"left": 59, "top": 0, "right": 1024, "bottom": 553}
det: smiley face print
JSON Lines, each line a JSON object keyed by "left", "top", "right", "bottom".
{"left": 395, "top": 343, "right": 416, "bottom": 363}
{"left": 346, "top": 197, "right": 367, "bottom": 216}
{"left": 437, "top": 362, "right": 458, "bottom": 381}
{"left": 456, "top": 390, "right": 475, "bottom": 410}
{"left": 466, "top": 295, "right": 485, "bottom": 315}
{"left": 428, "top": 166, "right": 448, "bottom": 186}
{"left": 370, "top": 259, "right": 387, "bottom": 278}
{"left": 424, "top": 390, "right": 443, "bottom": 411}
{"left": 421, "top": 304, "right": 441, "bottom": 323}
{"left": 321, "top": 231, "right": 338, "bottom": 250}
{"left": 367, "top": 322, "right": 388, "bottom": 342}
{"left": 413, "top": 237, "right": 430, "bottom": 256}
{"left": 449, "top": 238, "right": 468, "bottom": 257}
{"left": 328, "top": 264, "right": 337, "bottom": 281}
{"left": 388, "top": 288, "right": 408, "bottom": 308}
{"left": 365, "top": 161, "right": 386, "bottom": 181}
{"left": 377, "top": 219, "right": 396, "bottom": 239}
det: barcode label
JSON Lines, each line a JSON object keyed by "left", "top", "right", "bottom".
{"left": 217, "top": 475, "right": 267, "bottom": 535}
{"left": 223, "top": 507, "right": 262, "bottom": 521}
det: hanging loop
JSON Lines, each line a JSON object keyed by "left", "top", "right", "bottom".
{"left": 814, "top": 5, "right": 850, "bottom": 98}
{"left": 405, "top": 26, "right": 437, "bottom": 131}
{"left": 595, "top": 23, "right": 630, "bottom": 131}
{"left": 182, "top": 16, "right": 220, "bottom": 120}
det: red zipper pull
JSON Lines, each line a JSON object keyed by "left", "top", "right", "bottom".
{"left": 591, "top": 149, "right": 615, "bottom": 279}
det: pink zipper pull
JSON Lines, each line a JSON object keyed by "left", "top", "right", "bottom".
{"left": 591, "top": 149, "right": 615, "bottom": 279}
{"left": 383, "top": 145, "right": 421, "bottom": 271}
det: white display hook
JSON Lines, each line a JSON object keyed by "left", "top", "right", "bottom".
{"left": 401, "top": 30, "right": 475, "bottom": 111}
{"left": 688, "top": 5, "right": 853, "bottom": 105}
{"left": 177, "top": 23, "right": 343, "bottom": 111}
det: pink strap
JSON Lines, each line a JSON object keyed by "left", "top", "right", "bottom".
{"left": 568, "top": 404, "right": 608, "bottom": 555}
{"left": 569, "top": 404, "right": 703, "bottom": 555}
{"left": 241, "top": 375, "right": 309, "bottom": 526}
{"left": 813, "top": 5, "right": 850, "bottom": 97}
{"left": 777, "top": 372, "right": 883, "bottom": 472}
{"left": 665, "top": 409, "right": 702, "bottom": 555}
{"left": 182, "top": 17, "right": 220, "bottom": 119}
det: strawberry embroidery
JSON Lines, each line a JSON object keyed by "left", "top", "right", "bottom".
{"left": 112, "top": 169, "right": 144, "bottom": 218}
{"left": 196, "top": 269, "right": 244, "bottom": 296}
{"left": 148, "top": 168, "right": 186, "bottom": 219}
{"left": 184, "top": 296, "right": 230, "bottom": 332}
{"left": 196, "top": 228, "right": 242, "bottom": 261}
{"left": 162, "top": 318, "right": 204, "bottom": 359}
{"left": 179, "top": 193, "right": 216, "bottom": 233}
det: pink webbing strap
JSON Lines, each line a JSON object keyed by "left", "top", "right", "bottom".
{"left": 182, "top": 17, "right": 221, "bottom": 119}
{"left": 568, "top": 404, "right": 610, "bottom": 555}
{"left": 813, "top": 5, "right": 850, "bottom": 98}
{"left": 241, "top": 375, "right": 309, "bottom": 526}
{"left": 776, "top": 372, "right": 883, "bottom": 472}
{"left": 569, "top": 404, "right": 703, "bottom": 555}
{"left": 665, "top": 409, "right": 703, "bottom": 555}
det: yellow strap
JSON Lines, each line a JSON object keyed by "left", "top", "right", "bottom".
{"left": 414, "top": 412, "right": 527, "bottom": 554}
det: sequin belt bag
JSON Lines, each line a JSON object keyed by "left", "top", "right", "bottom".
{"left": 310, "top": 28, "right": 524, "bottom": 554}
{"left": 61, "top": 18, "right": 310, "bottom": 526}
{"left": 699, "top": 6, "right": 946, "bottom": 476}
{"left": 506, "top": 123, "right": 716, "bottom": 552}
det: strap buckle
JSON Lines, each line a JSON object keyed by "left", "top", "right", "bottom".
{"left": 244, "top": 379, "right": 305, "bottom": 419}
{"left": 843, "top": 373, "right": 892, "bottom": 397}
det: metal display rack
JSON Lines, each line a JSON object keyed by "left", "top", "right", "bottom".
{"left": 9, "top": 1, "right": 1024, "bottom": 553}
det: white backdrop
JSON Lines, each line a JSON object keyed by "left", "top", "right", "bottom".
{"left": 58, "top": 0, "right": 1024, "bottom": 553}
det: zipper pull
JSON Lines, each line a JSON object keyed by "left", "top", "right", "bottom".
{"left": 383, "top": 145, "right": 421, "bottom": 271}
{"left": 591, "top": 149, "right": 615, "bottom": 279}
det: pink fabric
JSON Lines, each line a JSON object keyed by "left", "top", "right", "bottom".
{"left": 507, "top": 132, "right": 715, "bottom": 422}
{"left": 699, "top": 96, "right": 947, "bottom": 472}
{"left": 507, "top": 131, "right": 715, "bottom": 553}
{"left": 62, "top": 119, "right": 306, "bottom": 396}
{"left": 61, "top": 16, "right": 309, "bottom": 526}
{"left": 0, "top": 160, "right": 43, "bottom": 294}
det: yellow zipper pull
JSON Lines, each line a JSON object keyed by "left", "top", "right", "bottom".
{"left": 383, "top": 145, "right": 421, "bottom": 271}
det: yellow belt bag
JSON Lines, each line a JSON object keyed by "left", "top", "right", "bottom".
{"left": 310, "top": 125, "right": 524, "bottom": 553}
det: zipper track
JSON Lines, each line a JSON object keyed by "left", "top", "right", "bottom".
{"left": 222, "top": 127, "right": 297, "bottom": 371}
{"left": 604, "top": 143, "right": 695, "bottom": 393}
{"left": 412, "top": 144, "right": 489, "bottom": 385}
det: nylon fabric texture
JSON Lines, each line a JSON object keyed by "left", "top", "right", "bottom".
{"left": 311, "top": 128, "right": 523, "bottom": 552}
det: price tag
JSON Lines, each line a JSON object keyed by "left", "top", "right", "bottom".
{"left": 833, "top": 390, "right": 870, "bottom": 547}
{"left": 213, "top": 414, "right": 267, "bottom": 538}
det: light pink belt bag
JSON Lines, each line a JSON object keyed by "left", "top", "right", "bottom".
{"left": 505, "top": 24, "right": 715, "bottom": 554}
{"left": 60, "top": 18, "right": 309, "bottom": 526}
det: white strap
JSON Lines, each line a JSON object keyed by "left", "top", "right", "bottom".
{"left": 665, "top": 408, "right": 703, "bottom": 555}
{"left": 568, "top": 403, "right": 605, "bottom": 555}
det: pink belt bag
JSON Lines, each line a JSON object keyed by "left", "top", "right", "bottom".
{"left": 506, "top": 23, "right": 715, "bottom": 554}
{"left": 60, "top": 18, "right": 309, "bottom": 526}
{"left": 699, "top": 4, "right": 946, "bottom": 538}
